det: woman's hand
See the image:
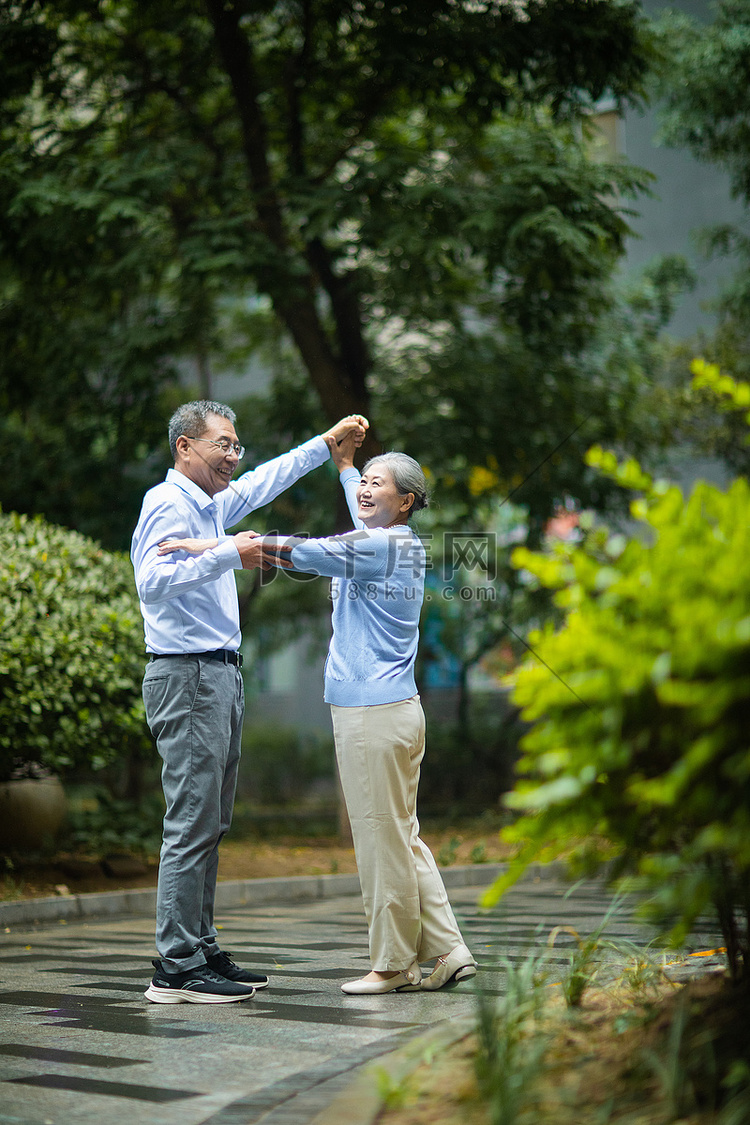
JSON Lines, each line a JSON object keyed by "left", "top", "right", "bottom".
{"left": 322, "top": 414, "right": 369, "bottom": 451}
{"left": 328, "top": 429, "right": 358, "bottom": 472}
{"left": 157, "top": 536, "right": 219, "bottom": 555}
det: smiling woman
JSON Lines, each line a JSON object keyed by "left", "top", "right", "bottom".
{"left": 276, "top": 439, "right": 477, "bottom": 994}
{"left": 355, "top": 451, "right": 427, "bottom": 529}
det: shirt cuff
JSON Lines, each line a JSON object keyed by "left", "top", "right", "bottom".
{"left": 307, "top": 434, "right": 332, "bottom": 463}
{"left": 214, "top": 537, "right": 242, "bottom": 570}
{"left": 339, "top": 467, "right": 361, "bottom": 485}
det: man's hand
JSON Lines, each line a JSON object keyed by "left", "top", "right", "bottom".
{"left": 322, "top": 414, "right": 369, "bottom": 451}
{"left": 233, "top": 531, "right": 294, "bottom": 571}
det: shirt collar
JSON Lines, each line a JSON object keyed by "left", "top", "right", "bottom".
{"left": 165, "top": 467, "right": 218, "bottom": 512}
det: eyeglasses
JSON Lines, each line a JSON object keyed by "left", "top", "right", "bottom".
{"left": 185, "top": 436, "right": 246, "bottom": 459}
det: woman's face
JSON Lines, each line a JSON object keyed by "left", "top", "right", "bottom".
{"left": 356, "top": 463, "right": 414, "bottom": 528}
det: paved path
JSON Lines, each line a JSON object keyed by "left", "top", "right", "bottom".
{"left": 0, "top": 873, "right": 721, "bottom": 1125}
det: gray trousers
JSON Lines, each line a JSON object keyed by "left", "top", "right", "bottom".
{"left": 143, "top": 655, "right": 244, "bottom": 973}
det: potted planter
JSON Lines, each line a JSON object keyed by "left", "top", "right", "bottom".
{"left": 0, "top": 764, "right": 67, "bottom": 852}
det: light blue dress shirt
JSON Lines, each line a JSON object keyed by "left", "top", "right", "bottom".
{"left": 131, "top": 435, "right": 330, "bottom": 654}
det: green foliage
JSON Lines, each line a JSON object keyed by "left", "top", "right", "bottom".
{"left": 548, "top": 895, "right": 643, "bottom": 1008}
{"left": 0, "top": 508, "right": 151, "bottom": 782}
{"left": 436, "top": 836, "right": 461, "bottom": 867}
{"left": 483, "top": 366, "right": 750, "bottom": 979}
{"left": 373, "top": 128, "right": 655, "bottom": 528}
{"left": 639, "top": 983, "right": 750, "bottom": 1123}
{"left": 373, "top": 1067, "right": 412, "bottom": 1112}
{"left": 418, "top": 696, "right": 526, "bottom": 812}
{"left": 0, "top": 87, "right": 183, "bottom": 547}
{"left": 641, "top": 992, "right": 696, "bottom": 1120}
{"left": 475, "top": 945, "right": 551, "bottom": 1125}
{"left": 65, "top": 788, "right": 164, "bottom": 859}
{"left": 0, "top": 0, "right": 656, "bottom": 550}
{"left": 549, "top": 925, "right": 602, "bottom": 1008}
{"left": 691, "top": 357, "right": 750, "bottom": 421}
{"left": 657, "top": 0, "right": 750, "bottom": 204}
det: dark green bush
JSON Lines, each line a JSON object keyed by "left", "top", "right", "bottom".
{"left": 238, "top": 722, "right": 335, "bottom": 807}
{"left": 64, "top": 786, "right": 164, "bottom": 858}
{"left": 485, "top": 364, "right": 750, "bottom": 980}
{"left": 0, "top": 509, "right": 151, "bottom": 782}
{"left": 419, "top": 692, "right": 525, "bottom": 814}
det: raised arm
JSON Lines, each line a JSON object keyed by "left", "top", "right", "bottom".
{"left": 221, "top": 416, "right": 368, "bottom": 528}
{"left": 328, "top": 429, "right": 365, "bottom": 529}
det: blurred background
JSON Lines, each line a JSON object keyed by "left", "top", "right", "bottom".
{"left": 1, "top": 0, "right": 748, "bottom": 871}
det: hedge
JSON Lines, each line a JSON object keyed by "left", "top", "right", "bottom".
{"left": 0, "top": 509, "right": 149, "bottom": 782}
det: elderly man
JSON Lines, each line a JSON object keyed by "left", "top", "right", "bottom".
{"left": 131, "top": 400, "right": 367, "bottom": 1004}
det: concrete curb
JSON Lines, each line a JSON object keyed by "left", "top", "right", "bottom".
{"left": 0, "top": 861, "right": 565, "bottom": 929}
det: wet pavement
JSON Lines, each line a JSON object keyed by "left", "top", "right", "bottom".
{"left": 0, "top": 871, "right": 722, "bottom": 1125}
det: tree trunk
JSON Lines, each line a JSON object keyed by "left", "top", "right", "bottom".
{"left": 204, "top": 0, "right": 375, "bottom": 430}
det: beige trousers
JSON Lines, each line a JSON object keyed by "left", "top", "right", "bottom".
{"left": 331, "top": 696, "right": 466, "bottom": 971}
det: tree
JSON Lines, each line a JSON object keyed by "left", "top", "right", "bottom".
{"left": 0, "top": 0, "right": 656, "bottom": 548}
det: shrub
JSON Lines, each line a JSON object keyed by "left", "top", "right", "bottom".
{"left": 484, "top": 364, "right": 750, "bottom": 981}
{"left": 238, "top": 722, "right": 335, "bottom": 806}
{"left": 418, "top": 692, "right": 525, "bottom": 814}
{"left": 0, "top": 509, "right": 150, "bottom": 782}
{"left": 64, "top": 787, "right": 164, "bottom": 858}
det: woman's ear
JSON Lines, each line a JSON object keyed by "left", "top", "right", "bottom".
{"left": 400, "top": 492, "right": 415, "bottom": 514}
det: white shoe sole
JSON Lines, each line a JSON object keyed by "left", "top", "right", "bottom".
{"left": 340, "top": 982, "right": 422, "bottom": 995}
{"left": 341, "top": 963, "right": 423, "bottom": 994}
{"left": 144, "top": 984, "right": 254, "bottom": 1004}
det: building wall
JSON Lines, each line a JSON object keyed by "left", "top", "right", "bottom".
{"left": 619, "top": 0, "right": 745, "bottom": 336}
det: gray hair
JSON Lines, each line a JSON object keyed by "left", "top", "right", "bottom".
{"left": 362, "top": 452, "right": 429, "bottom": 516}
{"left": 168, "top": 400, "right": 237, "bottom": 460}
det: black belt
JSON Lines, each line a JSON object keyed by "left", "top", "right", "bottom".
{"left": 149, "top": 649, "right": 243, "bottom": 667}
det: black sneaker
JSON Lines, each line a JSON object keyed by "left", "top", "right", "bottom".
{"left": 207, "top": 949, "right": 270, "bottom": 989}
{"left": 144, "top": 959, "right": 255, "bottom": 1004}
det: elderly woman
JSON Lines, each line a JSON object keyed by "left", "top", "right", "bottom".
{"left": 159, "top": 435, "right": 476, "bottom": 994}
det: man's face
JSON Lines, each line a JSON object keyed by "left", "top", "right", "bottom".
{"left": 176, "top": 413, "right": 242, "bottom": 497}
